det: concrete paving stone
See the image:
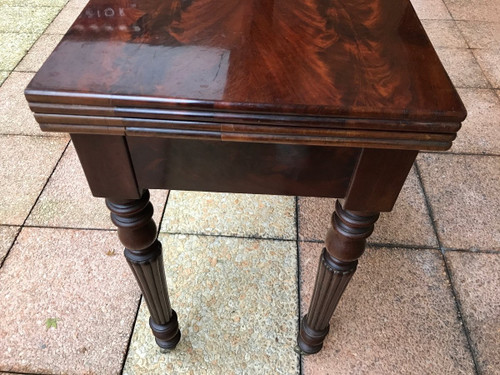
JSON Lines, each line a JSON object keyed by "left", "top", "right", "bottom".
{"left": 0, "top": 6, "right": 60, "bottom": 34}
{"left": 67, "top": 0, "right": 89, "bottom": 6}
{"left": 298, "top": 167, "right": 438, "bottom": 247}
{"left": 0, "top": 225, "right": 19, "bottom": 265}
{"left": 446, "top": 252, "right": 500, "bottom": 375}
{"left": 451, "top": 88, "right": 500, "bottom": 155}
{"left": 0, "top": 33, "right": 39, "bottom": 70}
{"left": 444, "top": 0, "right": 500, "bottom": 22}
{"left": 27, "top": 142, "right": 168, "bottom": 229}
{"left": 0, "top": 227, "right": 140, "bottom": 374}
{"left": 161, "top": 191, "right": 296, "bottom": 240}
{"left": 421, "top": 20, "right": 468, "bottom": 48}
{"left": 473, "top": 49, "right": 500, "bottom": 89}
{"left": 44, "top": 3, "right": 86, "bottom": 34}
{"left": 0, "top": 135, "right": 68, "bottom": 225}
{"left": 299, "top": 242, "right": 475, "bottom": 375}
{"left": 410, "top": 0, "right": 452, "bottom": 19}
{"left": 123, "top": 233, "right": 299, "bottom": 375}
{"left": 0, "top": 70, "right": 9, "bottom": 86}
{"left": 0, "top": 71, "right": 66, "bottom": 136}
{"left": 417, "top": 153, "right": 500, "bottom": 251}
{"left": 0, "top": 0, "right": 67, "bottom": 5}
{"left": 15, "top": 33, "right": 63, "bottom": 72}
{"left": 456, "top": 21, "right": 500, "bottom": 49}
{"left": 436, "top": 47, "right": 490, "bottom": 88}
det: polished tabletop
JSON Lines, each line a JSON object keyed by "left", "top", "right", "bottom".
{"left": 27, "top": 0, "right": 465, "bottom": 124}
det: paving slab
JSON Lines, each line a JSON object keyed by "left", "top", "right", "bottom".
{"left": 417, "top": 153, "right": 500, "bottom": 251}
{"left": 443, "top": 0, "right": 500, "bottom": 22}
{"left": 0, "top": 6, "right": 60, "bottom": 34}
{"left": 27, "top": 142, "right": 168, "bottom": 229}
{"left": 473, "top": 49, "right": 500, "bottom": 89}
{"left": 44, "top": 3, "right": 85, "bottom": 34}
{"left": 0, "top": 225, "right": 19, "bottom": 265}
{"left": 0, "top": 71, "right": 65, "bottom": 136}
{"left": 0, "top": 70, "right": 10, "bottom": 86}
{"left": 410, "top": 0, "right": 452, "bottom": 19}
{"left": 0, "top": 0, "right": 67, "bottom": 5}
{"left": 0, "top": 227, "right": 141, "bottom": 374}
{"left": 123, "top": 233, "right": 299, "bottom": 374}
{"left": 436, "top": 47, "right": 490, "bottom": 88}
{"left": 446, "top": 252, "right": 500, "bottom": 375}
{"left": 298, "top": 166, "right": 437, "bottom": 247}
{"left": 0, "top": 33, "right": 39, "bottom": 71}
{"left": 421, "top": 20, "right": 468, "bottom": 48}
{"left": 451, "top": 88, "right": 500, "bottom": 155}
{"left": 299, "top": 242, "right": 475, "bottom": 375}
{"left": 15, "top": 33, "right": 64, "bottom": 73}
{"left": 0, "top": 135, "right": 68, "bottom": 225}
{"left": 161, "top": 191, "right": 296, "bottom": 240}
{"left": 456, "top": 21, "right": 500, "bottom": 49}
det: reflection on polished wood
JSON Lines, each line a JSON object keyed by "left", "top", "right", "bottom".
{"left": 27, "top": 0, "right": 465, "bottom": 356}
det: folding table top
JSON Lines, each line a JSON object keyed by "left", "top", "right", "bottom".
{"left": 26, "top": 0, "right": 466, "bottom": 150}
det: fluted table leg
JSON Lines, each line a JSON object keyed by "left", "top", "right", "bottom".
{"left": 106, "top": 190, "right": 181, "bottom": 350}
{"left": 298, "top": 200, "right": 379, "bottom": 354}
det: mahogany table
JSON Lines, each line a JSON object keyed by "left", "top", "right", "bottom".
{"left": 26, "top": 0, "right": 465, "bottom": 355}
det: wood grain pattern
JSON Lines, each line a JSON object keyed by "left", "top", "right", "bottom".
{"left": 106, "top": 190, "right": 181, "bottom": 349}
{"left": 298, "top": 200, "right": 380, "bottom": 354}
{"left": 26, "top": 0, "right": 465, "bottom": 139}
{"left": 127, "top": 137, "right": 360, "bottom": 197}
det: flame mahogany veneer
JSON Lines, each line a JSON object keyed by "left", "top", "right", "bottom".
{"left": 26, "top": 0, "right": 465, "bottom": 356}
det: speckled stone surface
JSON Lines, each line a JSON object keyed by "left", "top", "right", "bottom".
{"left": 300, "top": 242, "right": 475, "bottom": 375}
{"left": 417, "top": 153, "right": 500, "bottom": 251}
{"left": 0, "top": 225, "right": 19, "bottom": 264}
{"left": 161, "top": 191, "right": 296, "bottom": 240}
{"left": 0, "top": 33, "right": 39, "bottom": 70}
{"left": 15, "top": 33, "right": 63, "bottom": 72}
{"left": 298, "top": 167, "right": 438, "bottom": 247}
{"left": 421, "top": 20, "right": 467, "bottom": 48}
{"left": 0, "top": 227, "right": 141, "bottom": 374}
{"left": 456, "top": 21, "right": 500, "bottom": 49}
{"left": 0, "top": 135, "right": 68, "bottom": 225}
{"left": 0, "top": 72, "right": 64, "bottom": 136}
{"left": 123, "top": 234, "right": 299, "bottom": 374}
{"left": 451, "top": 88, "right": 500, "bottom": 155}
{"left": 0, "top": 0, "right": 68, "bottom": 6}
{"left": 446, "top": 252, "right": 500, "bottom": 375}
{"left": 0, "top": 70, "right": 10, "bottom": 86}
{"left": 44, "top": 3, "right": 85, "bottom": 34}
{"left": 443, "top": 0, "right": 500, "bottom": 22}
{"left": 436, "top": 48, "right": 490, "bottom": 88}
{"left": 27, "top": 143, "right": 168, "bottom": 229}
{"left": 0, "top": 6, "right": 60, "bottom": 34}
{"left": 473, "top": 49, "right": 500, "bottom": 88}
{"left": 410, "top": 0, "right": 452, "bottom": 19}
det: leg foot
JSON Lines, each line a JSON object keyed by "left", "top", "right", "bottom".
{"left": 298, "top": 200, "right": 379, "bottom": 354}
{"left": 106, "top": 190, "right": 181, "bottom": 350}
{"left": 149, "top": 311, "right": 181, "bottom": 350}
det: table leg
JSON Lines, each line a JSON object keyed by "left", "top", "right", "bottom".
{"left": 106, "top": 190, "right": 181, "bottom": 350}
{"left": 297, "top": 200, "right": 379, "bottom": 354}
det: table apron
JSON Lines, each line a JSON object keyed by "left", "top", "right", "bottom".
{"left": 127, "top": 137, "right": 360, "bottom": 198}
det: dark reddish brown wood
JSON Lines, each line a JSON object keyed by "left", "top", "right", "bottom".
{"left": 25, "top": 0, "right": 466, "bottom": 356}
{"left": 71, "top": 134, "right": 140, "bottom": 199}
{"left": 298, "top": 200, "right": 379, "bottom": 354}
{"left": 26, "top": 0, "right": 466, "bottom": 151}
{"left": 344, "top": 149, "right": 418, "bottom": 212}
{"left": 106, "top": 190, "right": 181, "bottom": 349}
{"left": 128, "top": 137, "right": 360, "bottom": 197}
